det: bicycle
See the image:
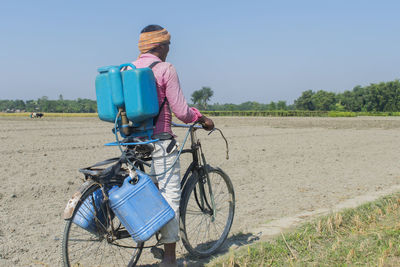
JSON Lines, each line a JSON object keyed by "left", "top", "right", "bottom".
{"left": 61, "top": 122, "right": 235, "bottom": 266}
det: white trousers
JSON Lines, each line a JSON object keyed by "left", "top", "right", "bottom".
{"left": 150, "top": 139, "right": 181, "bottom": 244}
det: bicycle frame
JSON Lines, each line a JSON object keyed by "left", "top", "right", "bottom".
{"left": 62, "top": 119, "right": 233, "bottom": 266}
{"left": 66, "top": 123, "right": 220, "bottom": 246}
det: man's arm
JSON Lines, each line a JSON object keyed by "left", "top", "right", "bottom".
{"left": 164, "top": 65, "right": 200, "bottom": 123}
{"left": 163, "top": 64, "right": 214, "bottom": 130}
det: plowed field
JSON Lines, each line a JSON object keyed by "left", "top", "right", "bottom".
{"left": 1, "top": 116, "right": 400, "bottom": 266}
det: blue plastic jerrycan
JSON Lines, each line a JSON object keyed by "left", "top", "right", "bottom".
{"left": 108, "top": 170, "right": 175, "bottom": 242}
{"left": 95, "top": 66, "right": 121, "bottom": 123}
{"left": 73, "top": 188, "right": 106, "bottom": 234}
{"left": 120, "top": 63, "right": 159, "bottom": 124}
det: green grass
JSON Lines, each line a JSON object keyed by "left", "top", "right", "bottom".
{"left": 201, "top": 110, "right": 330, "bottom": 117}
{"left": 327, "top": 111, "right": 357, "bottom": 117}
{"left": 208, "top": 193, "right": 400, "bottom": 266}
{"left": 202, "top": 111, "right": 400, "bottom": 117}
{"left": 328, "top": 111, "right": 400, "bottom": 117}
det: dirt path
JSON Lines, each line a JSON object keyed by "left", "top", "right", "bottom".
{"left": 1, "top": 116, "right": 400, "bottom": 266}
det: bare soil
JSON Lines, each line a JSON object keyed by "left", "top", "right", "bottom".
{"left": 1, "top": 116, "right": 400, "bottom": 266}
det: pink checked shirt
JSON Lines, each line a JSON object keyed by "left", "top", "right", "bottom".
{"left": 132, "top": 53, "right": 202, "bottom": 136}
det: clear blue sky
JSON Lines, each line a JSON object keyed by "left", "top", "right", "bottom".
{"left": 1, "top": 0, "right": 399, "bottom": 104}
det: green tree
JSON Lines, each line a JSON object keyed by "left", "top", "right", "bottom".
{"left": 25, "top": 100, "right": 38, "bottom": 111}
{"left": 267, "top": 101, "right": 276, "bottom": 110}
{"left": 191, "top": 87, "right": 214, "bottom": 110}
{"left": 364, "top": 80, "right": 400, "bottom": 112}
{"left": 294, "top": 90, "right": 315, "bottom": 110}
{"left": 238, "top": 101, "right": 262, "bottom": 110}
{"left": 13, "top": 100, "right": 25, "bottom": 110}
{"left": 333, "top": 102, "right": 346, "bottom": 111}
{"left": 311, "top": 90, "right": 336, "bottom": 111}
{"left": 276, "top": 100, "right": 287, "bottom": 110}
{"left": 191, "top": 90, "right": 203, "bottom": 108}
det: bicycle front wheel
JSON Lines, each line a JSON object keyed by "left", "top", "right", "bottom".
{"left": 61, "top": 183, "right": 143, "bottom": 267}
{"left": 180, "top": 166, "right": 235, "bottom": 258}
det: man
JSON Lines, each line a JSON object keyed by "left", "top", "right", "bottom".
{"left": 132, "top": 25, "right": 214, "bottom": 267}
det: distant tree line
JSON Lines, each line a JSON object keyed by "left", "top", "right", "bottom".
{"left": 294, "top": 80, "right": 400, "bottom": 112}
{"left": 206, "top": 101, "right": 292, "bottom": 111}
{"left": 0, "top": 95, "right": 97, "bottom": 113}
{"left": 2, "top": 80, "right": 400, "bottom": 113}
{"left": 191, "top": 80, "right": 400, "bottom": 112}
{"left": 191, "top": 86, "right": 293, "bottom": 111}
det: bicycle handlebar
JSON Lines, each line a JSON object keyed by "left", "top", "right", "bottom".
{"left": 171, "top": 122, "right": 203, "bottom": 129}
{"left": 112, "top": 112, "right": 228, "bottom": 174}
{"left": 172, "top": 122, "right": 229, "bottom": 160}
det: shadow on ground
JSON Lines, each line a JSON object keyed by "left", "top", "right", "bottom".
{"left": 137, "top": 232, "right": 260, "bottom": 267}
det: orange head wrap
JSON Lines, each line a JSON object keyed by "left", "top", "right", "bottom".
{"left": 138, "top": 28, "right": 171, "bottom": 55}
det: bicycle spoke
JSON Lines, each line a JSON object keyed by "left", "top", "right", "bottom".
{"left": 115, "top": 242, "right": 129, "bottom": 264}
{"left": 68, "top": 238, "right": 97, "bottom": 256}
{"left": 192, "top": 215, "right": 207, "bottom": 246}
{"left": 74, "top": 236, "right": 101, "bottom": 264}
{"left": 99, "top": 239, "right": 106, "bottom": 265}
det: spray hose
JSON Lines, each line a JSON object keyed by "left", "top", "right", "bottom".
{"left": 112, "top": 112, "right": 229, "bottom": 176}
{"left": 113, "top": 111, "right": 192, "bottom": 177}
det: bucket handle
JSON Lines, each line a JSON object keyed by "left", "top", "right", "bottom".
{"left": 119, "top": 63, "right": 136, "bottom": 70}
{"left": 123, "top": 175, "right": 133, "bottom": 187}
{"left": 123, "top": 174, "right": 140, "bottom": 187}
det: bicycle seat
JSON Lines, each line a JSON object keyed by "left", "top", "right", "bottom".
{"left": 79, "top": 157, "right": 125, "bottom": 183}
{"left": 79, "top": 168, "right": 105, "bottom": 177}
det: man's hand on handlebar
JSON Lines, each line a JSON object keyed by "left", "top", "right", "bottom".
{"left": 197, "top": 115, "right": 214, "bottom": 131}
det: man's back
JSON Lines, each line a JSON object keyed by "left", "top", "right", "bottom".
{"left": 133, "top": 53, "right": 201, "bottom": 135}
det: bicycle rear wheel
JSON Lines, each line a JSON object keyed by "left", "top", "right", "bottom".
{"left": 61, "top": 183, "right": 143, "bottom": 267}
{"left": 180, "top": 166, "right": 235, "bottom": 258}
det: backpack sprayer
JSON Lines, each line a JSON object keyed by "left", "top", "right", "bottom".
{"left": 95, "top": 62, "right": 160, "bottom": 139}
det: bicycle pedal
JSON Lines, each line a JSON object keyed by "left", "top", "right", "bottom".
{"left": 150, "top": 247, "right": 164, "bottom": 260}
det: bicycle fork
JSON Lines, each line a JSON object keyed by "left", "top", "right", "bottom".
{"left": 199, "top": 145, "right": 216, "bottom": 222}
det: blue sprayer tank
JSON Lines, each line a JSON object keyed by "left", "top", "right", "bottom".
{"left": 108, "top": 171, "right": 175, "bottom": 242}
{"left": 95, "top": 63, "right": 159, "bottom": 136}
{"left": 95, "top": 66, "right": 119, "bottom": 122}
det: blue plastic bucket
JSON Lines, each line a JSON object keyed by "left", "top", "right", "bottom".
{"left": 109, "top": 171, "right": 175, "bottom": 242}
{"left": 73, "top": 188, "right": 106, "bottom": 234}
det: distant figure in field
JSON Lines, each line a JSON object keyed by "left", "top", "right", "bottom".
{"left": 30, "top": 112, "right": 44, "bottom": 118}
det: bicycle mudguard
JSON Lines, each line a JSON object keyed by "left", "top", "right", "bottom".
{"left": 180, "top": 162, "right": 196, "bottom": 189}
{"left": 180, "top": 164, "right": 213, "bottom": 189}
{"left": 63, "top": 180, "right": 96, "bottom": 220}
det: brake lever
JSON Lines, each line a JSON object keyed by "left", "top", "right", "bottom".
{"left": 207, "top": 128, "right": 216, "bottom": 136}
